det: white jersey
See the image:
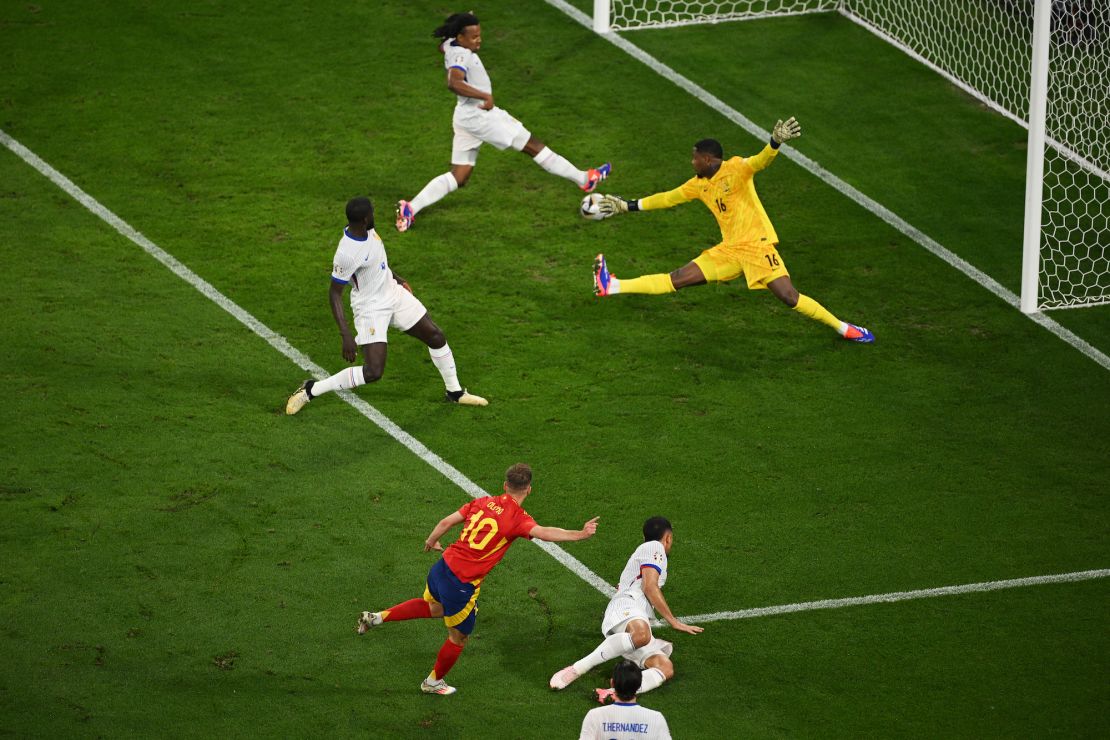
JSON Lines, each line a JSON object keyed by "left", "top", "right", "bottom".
{"left": 613, "top": 540, "right": 668, "bottom": 616}
{"left": 579, "top": 702, "right": 671, "bottom": 740}
{"left": 330, "top": 228, "right": 394, "bottom": 311}
{"left": 442, "top": 40, "right": 490, "bottom": 110}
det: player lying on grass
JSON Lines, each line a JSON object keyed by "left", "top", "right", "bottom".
{"left": 550, "top": 517, "right": 702, "bottom": 702}
{"left": 395, "top": 11, "right": 610, "bottom": 232}
{"left": 592, "top": 118, "right": 874, "bottom": 343}
{"left": 356, "top": 463, "right": 599, "bottom": 695}
{"left": 285, "top": 196, "right": 486, "bottom": 415}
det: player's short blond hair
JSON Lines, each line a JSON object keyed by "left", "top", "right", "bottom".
{"left": 504, "top": 463, "right": 532, "bottom": 491}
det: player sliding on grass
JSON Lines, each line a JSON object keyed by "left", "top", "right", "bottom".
{"left": 592, "top": 118, "right": 874, "bottom": 343}
{"left": 285, "top": 196, "right": 486, "bottom": 415}
{"left": 356, "top": 463, "right": 600, "bottom": 696}
{"left": 395, "top": 11, "right": 610, "bottom": 232}
{"left": 550, "top": 517, "right": 702, "bottom": 702}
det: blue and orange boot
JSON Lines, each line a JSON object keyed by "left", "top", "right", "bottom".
{"left": 395, "top": 200, "right": 415, "bottom": 232}
{"left": 843, "top": 324, "right": 875, "bottom": 343}
{"left": 581, "top": 162, "right": 611, "bottom": 193}
{"left": 593, "top": 253, "right": 613, "bottom": 297}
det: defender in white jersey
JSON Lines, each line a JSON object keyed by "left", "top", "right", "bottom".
{"left": 394, "top": 12, "right": 611, "bottom": 232}
{"left": 285, "top": 197, "right": 486, "bottom": 414}
{"left": 579, "top": 661, "right": 672, "bottom": 740}
{"left": 551, "top": 517, "right": 703, "bottom": 700}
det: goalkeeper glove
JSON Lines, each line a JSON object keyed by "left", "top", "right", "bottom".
{"left": 598, "top": 194, "right": 630, "bottom": 217}
{"left": 771, "top": 116, "right": 802, "bottom": 147}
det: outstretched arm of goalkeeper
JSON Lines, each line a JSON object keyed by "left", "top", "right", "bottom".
{"left": 748, "top": 116, "right": 803, "bottom": 171}
{"left": 597, "top": 186, "right": 691, "bottom": 217}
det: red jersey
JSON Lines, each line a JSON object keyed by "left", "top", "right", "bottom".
{"left": 442, "top": 494, "right": 537, "bottom": 584}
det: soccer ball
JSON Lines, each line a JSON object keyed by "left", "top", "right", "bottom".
{"left": 579, "top": 193, "right": 606, "bottom": 221}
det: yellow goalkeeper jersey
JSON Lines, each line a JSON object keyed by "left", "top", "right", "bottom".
{"left": 640, "top": 144, "right": 780, "bottom": 247}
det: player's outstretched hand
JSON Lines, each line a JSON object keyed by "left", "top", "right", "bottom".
{"left": 772, "top": 116, "right": 802, "bottom": 146}
{"left": 341, "top": 334, "right": 358, "bottom": 363}
{"left": 424, "top": 539, "right": 444, "bottom": 552}
{"left": 670, "top": 620, "right": 704, "bottom": 635}
{"left": 580, "top": 516, "right": 600, "bottom": 539}
{"left": 597, "top": 194, "right": 629, "bottom": 217}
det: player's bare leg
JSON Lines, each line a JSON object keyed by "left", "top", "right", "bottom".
{"left": 357, "top": 596, "right": 443, "bottom": 634}
{"left": 450, "top": 164, "right": 474, "bottom": 187}
{"left": 669, "top": 262, "right": 709, "bottom": 289}
{"left": 521, "top": 136, "right": 609, "bottom": 192}
{"left": 766, "top": 276, "right": 874, "bottom": 342}
{"left": 285, "top": 344, "right": 387, "bottom": 414}
{"left": 597, "top": 258, "right": 706, "bottom": 297}
{"left": 594, "top": 623, "right": 671, "bottom": 702}
{"left": 551, "top": 618, "right": 652, "bottom": 690}
{"left": 404, "top": 314, "right": 487, "bottom": 406}
{"left": 400, "top": 165, "right": 473, "bottom": 231}
{"left": 638, "top": 653, "right": 673, "bottom": 693}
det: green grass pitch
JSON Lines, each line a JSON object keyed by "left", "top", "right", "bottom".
{"left": 1, "top": 1, "right": 1107, "bottom": 737}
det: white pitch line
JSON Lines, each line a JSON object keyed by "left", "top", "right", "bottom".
{"left": 669, "top": 568, "right": 1110, "bottom": 626}
{"left": 0, "top": 128, "right": 616, "bottom": 600}
{"left": 544, "top": 0, "right": 1110, "bottom": 372}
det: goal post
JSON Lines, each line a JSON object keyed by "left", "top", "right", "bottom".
{"left": 1020, "top": 0, "right": 1052, "bottom": 314}
{"left": 594, "top": 0, "right": 611, "bottom": 33}
{"left": 592, "top": 0, "right": 1110, "bottom": 312}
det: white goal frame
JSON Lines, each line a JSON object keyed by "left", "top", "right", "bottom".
{"left": 591, "top": 0, "right": 1107, "bottom": 313}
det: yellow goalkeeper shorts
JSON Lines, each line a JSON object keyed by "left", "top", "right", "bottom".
{"left": 693, "top": 241, "right": 789, "bottom": 290}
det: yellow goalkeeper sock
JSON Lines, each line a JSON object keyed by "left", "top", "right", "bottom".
{"left": 794, "top": 294, "right": 847, "bottom": 334}
{"left": 617, "top": 273, "right": 675, "bottom": 295}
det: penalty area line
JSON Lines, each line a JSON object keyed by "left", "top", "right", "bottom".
{"left": 543, "top": 0, "right": 1110, "bottom": 372}
{"left": 667, "top": 568, "right": 1110, "bottom": 626}
{"left": 0, "top": 128, "right": 617, "bottom": 601}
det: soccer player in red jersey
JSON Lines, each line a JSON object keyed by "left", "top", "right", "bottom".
{"left": 355, "top": 463, "right": 599, "bottom": 695}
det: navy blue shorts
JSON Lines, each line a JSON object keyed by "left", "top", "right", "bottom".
{"left": 424, "top": 558, "right": 480, "bottom": 635}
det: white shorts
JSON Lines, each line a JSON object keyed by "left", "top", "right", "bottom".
{"left": 352, "top": 282, "right": 427, "bottom": 345}
{"left": 601, "top": 595, "right": 674, "bottom": 668}
{"left": 451, "top": 106, "right": 531, "bottom": 165}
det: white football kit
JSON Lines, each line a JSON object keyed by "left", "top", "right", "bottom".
{"left": 330, "top": 228, "right": 426, "bottom": 345}
{"left": 601, "top": 540, "right": 674, "bottom": 668}
{"left": 442, "top": 40, "right": 530, "bottom": 164}
{"left": 579, "top": 702, "right": 672, "bottom": 740}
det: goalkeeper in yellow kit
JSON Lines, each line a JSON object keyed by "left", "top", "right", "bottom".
{"left": 593, "top": 118, "right": 873, "bottom": 343}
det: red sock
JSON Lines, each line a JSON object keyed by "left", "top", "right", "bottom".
{"left": 430, "top": 638, "right": 465, "bottom": 680}
{"left": 381, "top": 598, "right": 432, "bottom": 622}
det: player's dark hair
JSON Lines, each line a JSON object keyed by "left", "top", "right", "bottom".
{"left": 642, "top": 516, "right": 672, "bottom": 543}
{"left": 694, "top": 138, "right": 724, "bottom": 159}
{"left": 505, "top": 462, "right": 532, "bottom": 491}
{"left": 345, "top": 196, "right": 374, "bottom": 227}
{"left": 612, "top": 660, "right": 643, "bottom": 701}
{"left": 433, "top": 12, "right": 480, "bottom": 40}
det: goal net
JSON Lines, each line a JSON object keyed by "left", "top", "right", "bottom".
{"left": 598, "top": 0, "right": 1110, "bottom": 310}
{"left": 605, "top": 1, "right": 837, "bottom": 31}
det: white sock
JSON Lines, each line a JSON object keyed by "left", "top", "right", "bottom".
{"left": 636, "top": 667, "right": 666, "bottom": 694}
{"left": 533, "top": 146, "right": 587, "bottom": 186}
{"left": 429, "top": 343, "right": 462, "bottom": 392}
{"left": 608, "top": 276, "right": 622, "bottom": 294}
{"left": 411, "top": 173, "right": 459, "bottom": 215}
{"left": 571, "top": 632, "right": 635, "bottom": 676}
{"left": 837, "top": 321, "right": 849, "bottom": 336}
{"left": 311, "top": 366, "right": 366, "bottom": 397}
